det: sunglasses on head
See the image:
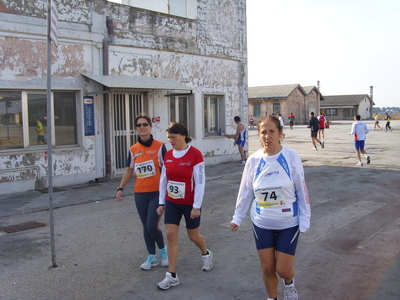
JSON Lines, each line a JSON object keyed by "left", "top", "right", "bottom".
{"left": 136, "top": 123, "right": 149, "bottom": 128}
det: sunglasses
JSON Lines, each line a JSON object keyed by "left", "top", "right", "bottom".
{"left": 136, "top": 123, "right": 149, "bottom": 128}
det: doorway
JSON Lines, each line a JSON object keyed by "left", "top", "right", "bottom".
{"left": 112, "top": 92, "right": 145, "bottom": 174}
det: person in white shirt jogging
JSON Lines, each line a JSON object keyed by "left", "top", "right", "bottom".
{"left": 350, "top": 114, "right": 371, "bottom": 166}
{"left": 230, "top": 115, "right": 311, "bottom": 300}
{"left": 278, "top": 113, "right": 285, "bottom": 138}
{"left": 156, "top": 122, "right": 213, "bottom": 290}
{"left": 373, "top": 113, "right": 382, "bottom": 131}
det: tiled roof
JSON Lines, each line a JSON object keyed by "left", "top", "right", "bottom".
{"left": 248, "top": 84, "right": 306, "bottom": 99}
{"left": 321, "top": 94, "right": 371, "bottom": 106}
{"left": 302, "top": 86, "right": 318, "bottom": 94}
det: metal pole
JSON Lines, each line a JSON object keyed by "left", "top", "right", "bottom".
{"left": 47, "top": 0, "right": 57, "bottom": 268}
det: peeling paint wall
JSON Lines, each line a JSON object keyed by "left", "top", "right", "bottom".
{"left": 0, "top": 0, "right": 247, "bottom": 193}
{"left": 0, "top": 0, "right": 107, "bottom": 193}
{"left": 107, "top": 0, "right": 248, "bottom": 159}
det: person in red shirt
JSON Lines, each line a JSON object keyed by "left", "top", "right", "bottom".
{"left": 317, "top": 113, "right": 327, "bottom": 143}
{"left": 288, "top": 113, "right": 295, "bottom": 130}
{"left": 116, "top": 114, "right": 168, "bottom": 270}
{"left": 156, "top": 122, "right": 213, "bottom": 290}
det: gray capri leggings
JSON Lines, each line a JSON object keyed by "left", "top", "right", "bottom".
{"left": 134, "top": 192, "right": 165, "bottom": 254}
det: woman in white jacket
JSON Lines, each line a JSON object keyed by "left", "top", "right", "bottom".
{"left": 230, "top": 115, "right": 311, "bottom": 300}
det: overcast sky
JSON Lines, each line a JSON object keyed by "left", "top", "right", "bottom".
{"left": 246, "top": 0, "right": 400, "bottom": 107}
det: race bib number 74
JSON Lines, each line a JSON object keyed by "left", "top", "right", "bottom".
{"left": 254, "top": 186, "right": 285, "bottom": 207}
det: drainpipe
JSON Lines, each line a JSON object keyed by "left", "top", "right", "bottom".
{"left": 97, "top": 17, "right": 114, "bottom": 182}
{"left": 370, "top": 86, "right": 373, "bottom": 119}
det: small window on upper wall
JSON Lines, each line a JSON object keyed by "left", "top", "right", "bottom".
{"left": 108, "top": 0, "right": 197, "bottom": 19}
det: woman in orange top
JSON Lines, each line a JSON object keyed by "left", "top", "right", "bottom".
{"left": 116, "top": 114, "right": 168, "bottom": 270}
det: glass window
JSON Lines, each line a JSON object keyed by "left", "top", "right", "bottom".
{"left": 169, "top": 96, "right": 191, "bottom": 134}
{"left": 0, "top": 91, "right": 23, "bottom": 149}
{"left": 0, "top": 90, "right": 78, "bottom": 150}
{"left": 54, "top": 92, "right": 77, "bottom": 145}
{"left": 204, "top": 95, "right": 224, "bottom": 137}
{"left": 253, "top": 102, "right": 261, "bottom": 117}
{"left": 326, "top": 108, "right": 338, "bottom": 116}
{"left": 108, "top": 0, "right": 197, "bottom": 18}
{"left": 28, "top": 93, "right": 47, "bottom": 146}
{"left": 273, "top": 103, "right": 280, "bottom": 115}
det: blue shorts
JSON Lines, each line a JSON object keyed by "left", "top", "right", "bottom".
{"left": 354, "top": 140, "right": 365, "bottom": 150}
{"left": 164, "top": 201, "right": 201, "bottom": 229}
{"left": 252, "top": 224, "right": 300, "bottom": 255}
{"left": 236, "top": 137, "right": 246, "bottom": 147}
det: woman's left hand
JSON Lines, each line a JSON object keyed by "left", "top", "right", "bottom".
{"left": 190, "top": 208, "right": 201, "bottom": 219}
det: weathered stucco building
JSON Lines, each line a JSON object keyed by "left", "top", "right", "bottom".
{"left": 0, "top": 0, "right": 248, "bottom": 194}
{"left": 248, "top": 84, "right": 321, "bottom": 125}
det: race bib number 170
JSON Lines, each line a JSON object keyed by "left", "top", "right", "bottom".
{"left": 135, "top": 160, "right": 156, "bottom": 178}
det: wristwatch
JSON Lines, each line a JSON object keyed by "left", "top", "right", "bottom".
{"left": 117, "top": 187, "right": 124, "bottom": 192}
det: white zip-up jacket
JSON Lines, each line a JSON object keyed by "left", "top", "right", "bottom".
{"left": 231, "top": 146, "right": 311, "bottom": 233}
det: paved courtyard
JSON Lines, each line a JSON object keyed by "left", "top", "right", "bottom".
{"left": 0, "top": 120, "right": 399, "bottom": 300}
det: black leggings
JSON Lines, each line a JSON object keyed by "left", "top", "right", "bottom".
{"left": 134, "top": 192, "right": 165, "bottom": 254}
{"left": 386, "top": 122, "right": 392, "bottom": 131}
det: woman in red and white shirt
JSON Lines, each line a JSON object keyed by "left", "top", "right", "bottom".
{"left": 156, "top": 122, "right": 213, "bottom": 290}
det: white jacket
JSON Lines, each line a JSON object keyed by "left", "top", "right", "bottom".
{"left": 231, "top": 146, "right": 311, "bottom": 233}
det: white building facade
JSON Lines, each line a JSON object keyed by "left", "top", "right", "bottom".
{"left": 0, "top": 0, "right": 248, "bottom": 194}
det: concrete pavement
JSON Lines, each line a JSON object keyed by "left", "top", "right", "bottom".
{"left": 0, "top": 120, "right": 399, "bottom": 300}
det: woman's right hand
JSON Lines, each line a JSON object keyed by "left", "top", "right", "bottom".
{"left": 116, "top": 190, "right": 123, "bottom": 201}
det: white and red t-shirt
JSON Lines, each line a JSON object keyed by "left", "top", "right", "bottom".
{"left": 159, "top": 145, "right": 205, "bottom": 208}
{"left": 317, "top": 115, "right": 326, "bottom": 129}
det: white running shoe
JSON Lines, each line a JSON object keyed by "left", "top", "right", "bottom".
{"left": 140, "top": 254, "right": 159, "bottom": 270}
{"left": 202, "top": 249, "right": 213, "bottom": 271}
{"left": 283, "top": 279, "right": 298, "bottom": 300}
{"left": 237, "top": 161, "right": 246, "bottom": 166}
{"left": 356, "top": 162, "right": 363, "bottom": 167}
{"left": 157, "top": 272, "right": 180, "bottom": 290}
{"left": 159, "top": 247, "right": 169, "bottom": 267}
{"left": 312, "top": 147, "right": 317, "bottom": 150}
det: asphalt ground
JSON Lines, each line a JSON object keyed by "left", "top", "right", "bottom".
{"left": 0, "top": 120, "right": 399, "bottom": 300}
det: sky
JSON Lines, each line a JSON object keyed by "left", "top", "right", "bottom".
{"left": 246, "top": 0, "right": 400, "bottom": 108}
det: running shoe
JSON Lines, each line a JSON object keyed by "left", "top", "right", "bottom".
{"left": 140, "top": 254, "right": 159, "bottom": 270}
{"left": 356, "top": 162, "right": 363, "bottom": 167}
{"left": 157, "top": 272, "right": 180, "bottom": 290}
{"left": 319, "top": 141, "right": 324, "bottom": 149}
{"left": 366, "top": 156, "right": 371, "bottom": 164}
{"left": 312, "top": 147, "right": 317, "bottom": 151}
{"left": 237, "top": 161, "right": 246, "bottom": 166}
{"left": 283, "top": 279, "right": 298, "bottom": 300}
{"left": 202, "top": 249, "right": 213, "bottom": 271}
{"left": 159, "top": 247, "right": 169, "bottom": 267}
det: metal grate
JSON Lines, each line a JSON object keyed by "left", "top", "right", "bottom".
{"left": 112, "top": 92, "right": 144, "bottom": 173}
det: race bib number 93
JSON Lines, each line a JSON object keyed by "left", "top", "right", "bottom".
{"left": 167, "top": 180, "right": 186, "bottom": 199}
